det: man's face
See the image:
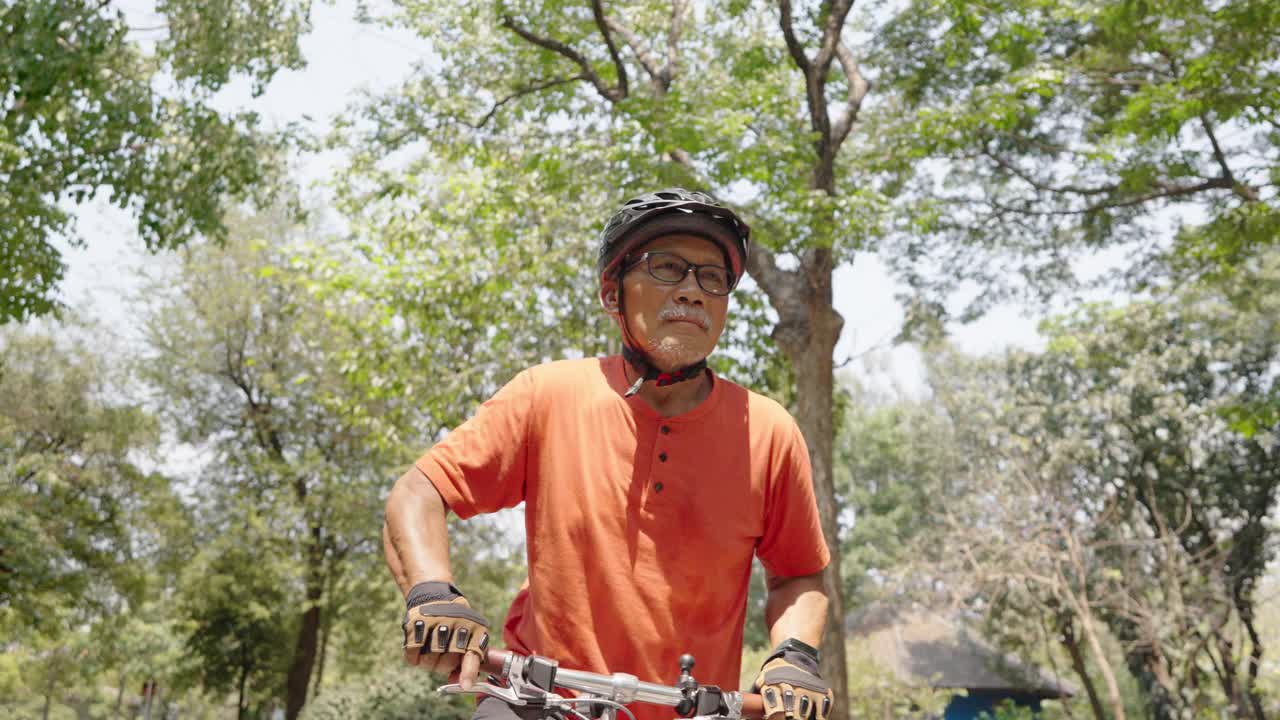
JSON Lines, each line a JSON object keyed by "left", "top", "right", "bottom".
{"left": 601, "top": 234, "right": 731, "bottom": 372}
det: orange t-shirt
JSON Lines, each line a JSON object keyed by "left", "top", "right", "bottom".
{"left": 416, "top": 356, "right": 829, "bottom": 720}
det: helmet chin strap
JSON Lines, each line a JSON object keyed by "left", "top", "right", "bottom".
{"left": 620, "top": 346, "right": 708, "bottom": 398}
{"left": 615, "top": 281, "right": 709, "bottom": 398}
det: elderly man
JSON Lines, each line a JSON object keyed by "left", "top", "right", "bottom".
{"left": 383, "top": 189, "right": 833, "bottom": 720}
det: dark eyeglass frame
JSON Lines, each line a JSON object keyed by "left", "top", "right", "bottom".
{"left": 622, "top": 251, "right": 735, "bottom": 296}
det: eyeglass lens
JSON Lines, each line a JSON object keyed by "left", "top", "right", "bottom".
{"left": 644, "top": 252, "right": 731, "bottom": 295}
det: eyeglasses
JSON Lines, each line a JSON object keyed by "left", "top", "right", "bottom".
{"left": 622, "top": 251, "right": 734, "bottom": 296}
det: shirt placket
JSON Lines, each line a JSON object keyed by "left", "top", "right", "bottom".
{"left": 644, "top": 420, "right": 676, "bottom": 505}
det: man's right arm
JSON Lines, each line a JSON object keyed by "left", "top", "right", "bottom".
{"left": 384, "top": 465, "right": 487, "bottom": 687}
{"left": 384, "top": 464, "right": 454, "bottom": 593}
{"left": 385, "top": 369, "right": 534, "bottom": 683}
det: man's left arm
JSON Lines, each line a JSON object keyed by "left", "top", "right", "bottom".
{"left": 764, "top": 570, "right": 828, "bottom": 648}
{"left": 751, "top": 417, "right": 834, "bottom": 719}
{"left": 756, "top": 570, "right": 834, "bottom": 719}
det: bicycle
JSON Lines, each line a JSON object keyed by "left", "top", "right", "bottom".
{"left": 439, "top": 648, "right": 767, "bottom": 720}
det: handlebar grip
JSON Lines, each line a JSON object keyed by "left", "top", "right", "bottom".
{"left": 481, "top": 648, "right": 510, "bottom": 674}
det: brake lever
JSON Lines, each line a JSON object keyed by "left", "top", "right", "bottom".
{"left": 437, "top": 682, "right": 529, "bottom": 706}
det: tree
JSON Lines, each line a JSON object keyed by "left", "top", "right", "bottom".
{"left": 0, "top": 322, "right": 169, "bottom": 631}
{"left": 0, "top": 0, "right": 310, "bottom": 323}
{"left": 926, "top": 253, "right": 1280, "bottom": 719}
{"left": 139, "top": 211, "right": 398, "bottom": 720}
{"left": 834, "top": 376, "right": 960, "bottom": 607}
{"left": 874, "top": 0, "right": 1280, "bottom": 318}
{"left": 179, "top": 526, "right": 296, "bottom": 719}
{"left": 0, "top": 321, "right": 193, "bottom": 718}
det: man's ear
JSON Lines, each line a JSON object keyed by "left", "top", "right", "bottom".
{"left": 599, "top": 280, "right": 621, "bottom": 315}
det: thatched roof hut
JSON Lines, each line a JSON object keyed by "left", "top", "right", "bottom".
{"left": 846, "top": 603, "right": 1075, "bottom": 718}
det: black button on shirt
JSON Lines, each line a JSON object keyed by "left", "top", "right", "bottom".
{"left": 660, "top": 425, "right": 671, "bottom": 435}
{"left": 654, "top": 482, "right": 664, "bottom": 493}
{"left": 658, "top": 452, "right": 668, "bottom": 462}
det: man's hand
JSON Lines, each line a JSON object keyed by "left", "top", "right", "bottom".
{"left": 752, "top": 642, "right": 833, "bottom": 720}
{"left": 401, "top": 581, "right": 490, "bottom": 689}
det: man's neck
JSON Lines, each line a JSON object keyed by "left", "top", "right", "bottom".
{"left": 623, "top": 359, "right": 713, "bottom": 417}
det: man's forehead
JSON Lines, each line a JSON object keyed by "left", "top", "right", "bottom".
{"left": 636, "top": 234, "right": 726, "bottom": 261}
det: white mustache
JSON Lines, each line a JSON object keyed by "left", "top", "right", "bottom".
{"left": 658, "top": 305, "right": 710, "bottom": 330}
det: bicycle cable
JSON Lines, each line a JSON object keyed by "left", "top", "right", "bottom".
{"left": 564, "top": 697, "right": 637, "bottom": 720}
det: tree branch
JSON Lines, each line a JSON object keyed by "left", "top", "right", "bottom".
{"left": 666, "top": 0, "right": 688, "bottom": 85}
{"left": 813, "top": 0, "right": 854, "bottom": 77}
{"left": 777, "top": 0, "right": 810, "bottom": 73}
{"left": 981, "top": 147, "right": 1114, "bottom": 197}
{"left": 830, "top": 42, "right": 870, "bottom": 150}
{"left": 500, "top": 15, "right": 621, "bottom": 102}
{"left": 778, "top": 0, "right": 856, "bottom": 192}
{"left": 604, "top": 16, "right": 664, "bottom": 85}
{"left": 973, "top": 175, "right": 1233, "bottom": 218}
{"left": 468, "top": 75, "right": 587, "bottom": 129}
{"left": 590, "top": 0, "right": 628, "bottom": 100}
{"left": 1201, "top": 113, "right": 1233, "bottom": 185}
{"left": 743, "top": 240, "right": 798, "bottom": 308}
{"left": 1199, "top": 112, "right": 1258, "bottom": 202}
{"left": 981, "top": 145, "right": 1242, "bottom": 213}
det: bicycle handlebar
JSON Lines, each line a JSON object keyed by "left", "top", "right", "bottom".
{"left": 480, "top": 649, "right": 766, "bottom": 719}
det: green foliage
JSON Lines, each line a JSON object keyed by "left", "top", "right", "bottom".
{"left": 137, "top": 208, "right": 408, "bottom": 717}
{"left": 844, "top": 639, "right": 954, "bottom": 719}
{"left": 835, "top": 378, "right": 961, "bottom": 606}
{"left": 875, "top": 0, "right": 1280, "bottom": 316}
{"left": 0, "top": 321, "right": 203, "bottom": 717}
{"left": 178, "top": 526, "right": 296, "bottom": 712}
{"left": 981, "top": 700, "right": 1036, "bottom": 720}
{"left": 339, "top": 0, "right": 894, "bottom": 330}
{"left": 712, "top": 286, "right": 793, "bottom": 401}
{"left": 0, "top": 0, "right": 308, "bottom": 323}
{"left": 301, "top": 664, "right": 470, "bottom": 720}
{"left": 318, "top": 147, "right": 624, "bottom": 431}
{"left": 918, "top": 253, "right": 1280, "bottom": 717}
{"left": 0, "top": 322, "right": 170, "bottom": 632}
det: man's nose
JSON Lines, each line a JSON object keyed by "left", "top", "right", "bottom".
{"left": 674, "top": 269, "right": 704, "bottom": 303}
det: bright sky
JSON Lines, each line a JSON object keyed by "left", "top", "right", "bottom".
{"left": 59, "top": 1, "right": 1050, "bottom": 397}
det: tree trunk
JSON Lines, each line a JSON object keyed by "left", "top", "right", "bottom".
{"left": 1235, "top": 574, "right": 1267, "bottom": 720}
{"left": 1111, "top": 616, "right": 1177, "bottom": 720}
{"left": 313, "top": 599, "right": 330, "bottom": 700}
{"left": 115, "top": 670, "right": 127, "bottom": 718}
{"left": 237, "top": 661, "right": 250, "bottom": 720}
{"left": 766, "top": 247, "right": 848, "bottom": 720}
{"left": 284, "top": 529, "right": 325, "bottom": 720}
{"left": 1062, "top": 620, "right": 1108, "bottom": 720}
{"left": 1216, "top": 635, "right": 1241, "bottom": 717}
{"left": 1242, "top": 612, "right": 1267, "bottom": 720}
{"left": 1082, "top": 623, "right": 1125, "bottom": 720}
{"left": 788, "top": 314, "right": 848, "bottom": 720}
{"left": 1065, "top": 593, "right": 1126, "bottom": 720}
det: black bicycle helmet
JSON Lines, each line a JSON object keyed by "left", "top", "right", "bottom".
{"left": 597, "top": 188, "right": 750, "bottom": 288}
